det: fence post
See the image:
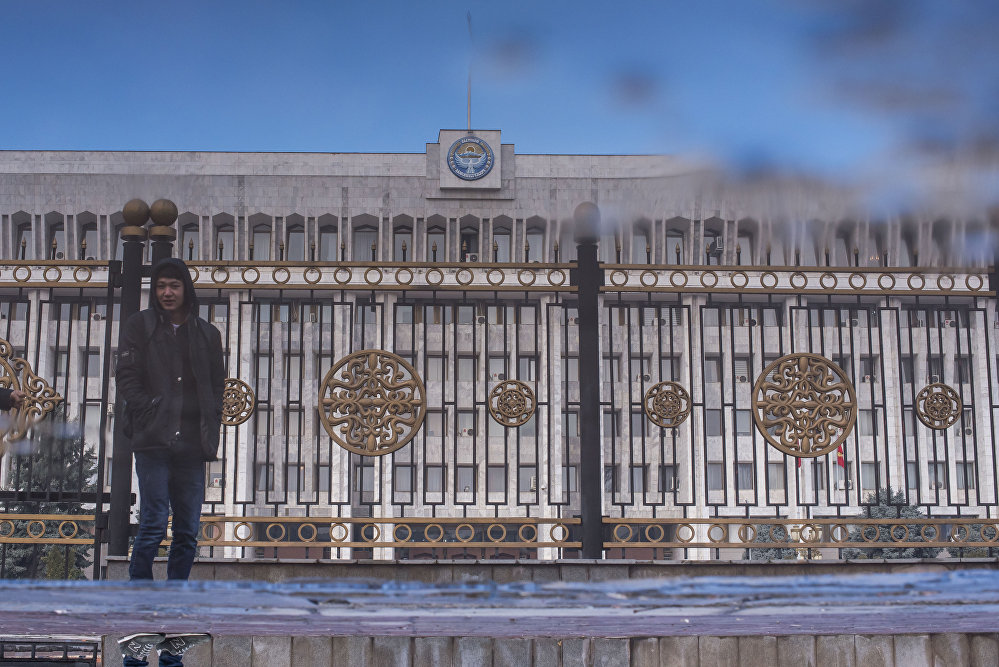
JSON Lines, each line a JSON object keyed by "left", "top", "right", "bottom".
{"left": 573, "top": 202, "right": 604, "bottom": 559}
{"left": 108, "top": 200, "right": 149, "bottom": 559}
{"left": 148, "top": 199, "right": 178, "bottom": 265}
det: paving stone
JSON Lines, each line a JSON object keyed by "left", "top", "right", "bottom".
{"left": 494, "top": 638, "right": 531, "bottom": 667}
{"left": 562, "top": 638, "right": 590, "bottom": 667}
{"left": 592, "top": 638, "right": 629, "bottom": 666}
{"left": 970, "top": 634, "right": 999, "bottom": 667}
{"left": 738, "top": 636, "right": 776, "bottom": 666}
{"left": 699, "top": 636, "right": 738, "bottom": 667}
{"left": 372, "top": 636, "right": 411, "bottom": 667}
{"left": 534, "top": 639, "right": 560, "bottom": 667}
{"left": 182, "top": 635, "right": 212, "bottom": 666}
{"left": 212, "top": 636, "right": 252, "bottom": 667}
{"left": 291, "top": 636, "right": 332, "bottom": 667}
{"left": 930, "top": 633, "right": 969, "bottom": 667}
{"left": 856, "top": 635, "right": 894, "bottom": 667}
{"left": 101, "top": 636, "right": 122, "bottom": 667}
{"left": 332, "top": 636, "right": 372, "bottom": 667}
{"left": 659, "top": 636, "right": 699, "bottom": 667}
{"left": 816, "top": 635, "right": 856, "bottom": 667}
{"left": 894, "top": 635, "right": 932, "bottom": 667}
{"left": 631, "top": 637, "right": 660, "bottom": 667}
{"left": 777, "top": 635, "right": 815, "bottom": 667}
{"left": 455, "top": 637, "right": 492, "bottom": 667}
{"left": 252, "top": 636, "right": 291, "bottom": 667}
{"left": 413, "top": 637, "right": 451, "bottom": 666}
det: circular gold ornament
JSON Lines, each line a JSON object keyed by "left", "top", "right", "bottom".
{"left": 915, "top": 383, "right": 962, "bottom": 430}
{"left": 752, "top": 353, "right": 857, "bottom": 458}
{"left": 319, "top": 350, "right": 426, "bottom": 456}
{"left": 488, "top": 379, "right": 536, "bottom": 427}
{"left": 221, "top": 377, "right": 255, "bottom": 426}
{"left": 643, "top": 381, "right": 691, "bottom": 428}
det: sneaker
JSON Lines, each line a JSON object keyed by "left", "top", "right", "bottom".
{"left": 119, "top": 633, "right": 166, "bottom": 661}
{"left": 156, "top": 634, "right": 211, "bottom": 657}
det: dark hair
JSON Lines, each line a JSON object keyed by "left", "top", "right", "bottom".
{"left": 155, "top": 264, "right": 187, "bottom": 282}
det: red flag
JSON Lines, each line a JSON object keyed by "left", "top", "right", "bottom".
{"left": 836, "top": 445, "right": 846, "bottom": 468}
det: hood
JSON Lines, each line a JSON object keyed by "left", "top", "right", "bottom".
{"left": 149, "top": 257, "right": 200, "bottom": 318}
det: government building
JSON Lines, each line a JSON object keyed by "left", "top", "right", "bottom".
{"left": 0, "top": 129, "right": 996, "bottom": 564}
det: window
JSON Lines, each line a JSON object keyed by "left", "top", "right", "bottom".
{"left": 565, "top": 357, "right": 579, "bottom": 383}
{"left": 905, "top": 462, "right": 918, "bottom": 491}
{"left": 215, "top": 227, "right": 234, "bottom": 260}
{"left": 563, "top": 411, "right": 579, "bottom": 438}
{"left": 353, "top": 225, "right": 378, "bottom": 260}
{"left": 563, "top": 466, "right": 578, "bottom": 493}
{"left": 903, "top": 408, "right": 916, "bottom": 439}
{"left": 427, "top": 227, "right": 445, "bottom": 261}
{"left": 734, "top": 356, "right": 751, "bottom": 380}
{"left": 425, "top": 465, "right": 444, "bottom": 493}
{"left": 736, "top": 410, "right": 752, "bottom": 436}
{"left": 286, "top": 464, "right": 304, "bottom": 494}
{"left": 666, "top": 230, "right": 685, "bottom": 264}
{"left": 859, "top": 409, "right": 878, "bottom": 437}
{"left": 900, "top": 356, "right": 914, "bottom": 384}
{"left": 316, "top": 464, "right": 331, "bottom": 493}
{"left": 631, "top": 411, "right": 646, "bottom": 440}
{"left": 604, "top": 465, "right": 616, "bottom": 494}
{"left": 489, "top": 356, "right": 507, "bottom": 381}
{"left": 252, "top": 225, "right": 271, "bottom": 260}
{"left": 458, "top": 410, "right": 475, "bottom": 437}
{"left": 16, "top": 224, "right": 32, "bottom": 259}
{"left": 660, "top": 464, "right": 678, "bottom": 492}
{"left": 394, "top": 227, "right": 412, "bottom": 261}
{"left": 631, "top": 227, "right": 650, "bottom": 264}
{"left": 255, "top": 463, "right": 275, "bottom": 492}
{"left": 457, "top": 465, "right": 475, "bottom": 493}
{"left": 928, "top": 355, "right": 944, "bottom": 382}
{"left": 603, "top": 411, "right": 620, "bottom": 439}
{"left": 736, "top": 463, "right": 754, "bottom": 491}
{"left": 457, "top": 306, "right": 475, "bottom": 325}
{"left": 286, "top": 224, "right": 305, "bottom": 260}
{"left": 767, "top": 463, "right": 786, "bottom": 491}
{"left": 957, "top": 462, "right": 975, "bottom": 490}
{"left": 83, "top": 403, "right": 102, "bottom": 445}
{"left": 458, "top": 357, "right": 476, "bottom": 382}
{"left": 861, "top": 463, "right": 877, "bottom": 492}
{"left": 493, "top": 227, "right": 511, "bottom": 262}
{"left": 519, "top": 465, "right": 537, "bottom": 493}
{"left": 957, "top": 356, "right": 972, "bottom": 384}
{"left": 54, "top": 350, "right": 70, "bottom": 380}
{"left": 661, "top": 356, "right": 680, "bottom": 382}
{"left": 859, "top": 356, "right": 879, "bottom": 382}
{"left": 705, "top": 409, "right": 722, "bottom": 437}
{"left": 285, "top": 408, "right": 302, "bottom": 439}
{"left": 427, "top": 356, "right": 445, "bottom": 382}
{"left": 707, "top": 463, "right": 724, "bottom": 491}
{"left": 704, "top": 357, "right": 721, "bottom": 383}
{"left": 518, "top": 356, "right": 537, "bottom": 382}
{"left": 394, "top": 464, "right": 414, "bottom": 495}
{"left": 526, "top": 226, "right": 544, "bottom": 262}
{"left": 319, "top": 225, "right": 338, "bottom": 261}
{"left": 356, "top": 463, "right": 375, "bottom": 502}
{"left": 80, "top": 224, "right": 98, "bottom": 260}
{"left": 86, "top": 350, "right": 101, "bottom": 378}
{"left": 426, "top": 411, "right": 444, "bottom": 437}
{"left": 929, "top": 462, "right": 947, "bottom": 490}
{"left": 631, "top": 465, "right": 646, "bottom": 495}
{"left": 487, "top": 465, "right": 507, "bottom": 497}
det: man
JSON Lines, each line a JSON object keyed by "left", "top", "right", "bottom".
{"left": 0, "top": 387, "right": 26, "bottom": 411}
{"left": 115, "top": 257, "right": 224, "bottom": 667}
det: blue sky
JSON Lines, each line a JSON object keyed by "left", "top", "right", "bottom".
{"left": 2, "top": 1, "right": 998, "bottom": 189}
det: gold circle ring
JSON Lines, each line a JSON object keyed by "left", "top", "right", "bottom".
{"left": 304, "top": 267, "right": 322, "bottom": 284}
{"left": 297, "top": 523, "right": 318, "bottom": 542}
{"left": 73, "top": 267, "right": 92, "bottom": 283}
{"left": 394, "top": 524, "right": 413, "bottom": 543}
{"left": 13, "top": 266, "right": 31, "bottom": 282}
{"left": 966, "top": 274, "right": 984, "bottom": 291}
{"left": 272, "top": 267, "right": 291, "bottom": 284}
{"left": 334, "top": 267, "right": 352, "bottom": 285}
{"left": 670, "top": 270, "right": 688, "bottom": 288}
{"left": 609, "top": 270, "right": 628, "bottom": 287}
{"left": 58, "top": 521, "right": 79, "bottom": 539}
{"left": 395, "top": 268, "right": 414, "bottom": 285}
{"left": 518, "top": 269, "right": 537, "bottom": 286}
{"left": 487, "top": 524, "right": 507, "bottom": 542}
{"left": 644, "top": 524, "right": 665, "bottom": 543}
{"left": 426, "top": 268, "right": 445, "bottom": 286}
{"left": 43, "top": 267, "right": 62, "bottom": 283}
{"left": 819, "top": 272, "right": 837, "bottom": 289}
{"left": 548, "top": 269, "right": 567, "bottom": 286}
{"left": 361, "top": 523, "right": 381, "bottom": 543}
{"left": 487, "top": 269, "right": 505, "bottom": 286}
{"left": 848, "top": 273, "right": 867, "bottom": 289}
{"left": 518, "top": 524, "right": 538, "bottom": 543}
{"left": 455, "top": 523, "right": 474, "bottom": 543}
{"left": 211, "top": 267, "right": 229, "bottom": 283}
{"left": 878, "top": 273, "right": 896, "bottom": 290}
{"left": 676, "top": 523, "right": 694, "bottom": 543}
{"left": 330, "top": 522, "right": 349, "bottom": 542}
{"left": 27, "top": 521, "right": 46, "bottom": 539}
{"left": 425, "top": 523, "right": 444, "bottom": 542}
{"left": 760, "top": 271, "right": 778, "bottom": 288}
{"left": 455, "top": 268, "right": 474, "bottom": 285}
{"left": 937, "top": 274, "right": 955, "bottom": 291}
{"left": 700, "top": 271, "right": 718, "bottom": 288}
{"left": 364, "top": 267, "right": 383, "bottom": 285}
{"left": 265, "top": 523, "right": 287, "bottom": 542}
{"left": 234, "top": 522, "right": 253, "bottom": 542}
{"left": 549, "top": 523, "right": 569, "bottom": 542}
{"left": 612, "top": 524, "right": 633, "bottom": 543}
{"left": 640, "top": 270, "right": 658, "bottom": 287}
{"left": 730, "top": 271, "right": 749, "bottom": 288}
{"left": 907, "top": 274, "right": 925, "bottom": 290}
{"left": 241, "top": 267, "right": 260, "bottom": 284}
{"left": 790, "top": 272, "right": 808, "bottom": 289}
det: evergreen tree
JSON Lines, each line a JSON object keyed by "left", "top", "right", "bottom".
{"left": 945, "top": 524, "right": 996, "bottom": 559}
{"left": 1, "top": 407, "right": 97, "bottom": 579}
{"left": 749, "top": 522, "right": 798, "bottom": 560}
{"left": 841, "top": 488, "right": 941, "bottom": 559}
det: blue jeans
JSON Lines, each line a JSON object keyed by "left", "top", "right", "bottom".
{"left": 129, "top": 449, "right": 205, "bottom": 581}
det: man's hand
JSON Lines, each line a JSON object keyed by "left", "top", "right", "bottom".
{"left": 8, "top": 390, "right": 26, "bottom": 409}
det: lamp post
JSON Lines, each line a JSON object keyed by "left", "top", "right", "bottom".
{"left": 108, "top": 199, "right": 150, "bottom": 557}
{"left": 573, "top": 202, "right": 604, "bottom": 559}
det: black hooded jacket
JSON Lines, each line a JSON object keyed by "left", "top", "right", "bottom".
{"left": 115, "top": 258, "right": 225, "bottom": 461}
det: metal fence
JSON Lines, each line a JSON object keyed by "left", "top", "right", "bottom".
{"left": 1, "top": 256, "right": 998, "bottom": 573}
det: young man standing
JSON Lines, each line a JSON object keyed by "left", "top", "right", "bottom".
{"left": 115, "top": 257, "right": 225, "bottom": 666}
